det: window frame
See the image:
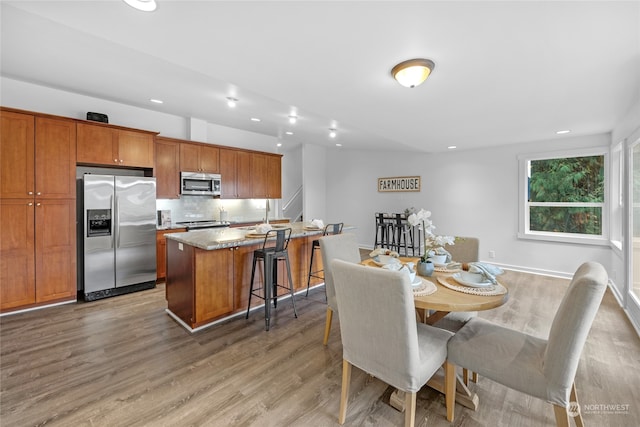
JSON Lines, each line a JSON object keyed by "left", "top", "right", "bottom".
{"left": 518, "top": 147, "right": 610, "bottom": 246}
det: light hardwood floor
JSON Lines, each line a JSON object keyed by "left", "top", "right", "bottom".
{"left": 1, "top": 269, "right": 639, "bottom": 427}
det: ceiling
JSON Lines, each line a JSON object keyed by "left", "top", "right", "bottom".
{"left": 1, "top": 1, "right": 639, "bottom": 152}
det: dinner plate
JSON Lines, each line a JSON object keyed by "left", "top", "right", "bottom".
{"left": 245, "top": 232, "right": 268, "bottom": 238}
{"left": 452, "top": 271, "right": 493, "bottom": 288}
{"left": 372, "top": 255, "right": 400, "bottom": 267}
{"left": 411, "top": 276, "right": 422, "bottom": 287}
{"left": 304, "top": 225, "right": 322, "bottom": 230}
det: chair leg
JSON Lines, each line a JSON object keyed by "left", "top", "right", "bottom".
{"left": 404, "top": 391, "right": 416, "bottom": 427}
{"left": 323, "top": 307, "right": 333, "bottom": 345}
{"left": 553, "top": 404, "right": 570, "bottom": 427}
{"left": 472, "top": 371, "right": 479, "bottom": 383}
{"left": 284, "top": 253, "right": 297, "bottom": 318}
{"left": 245, "top": 255, "right": 258, "bottom": 319}
{"left": 570, "top": 383, "right": 584, "bottom": 427}
{"left": 462, "top": 368, "right": 469, "bottom": 386}
{"left": 444, "top": 360, "right": 456, "bottom": 422}
{"left": 305, "top": 244, "right": 315, "bottom": 296}
{"left": 338, "top": 359, "right": 351, "bottom": 425}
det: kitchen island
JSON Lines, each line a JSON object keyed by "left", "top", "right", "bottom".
{"left": 164, "top": 222, "right": 353, "bottom": 331}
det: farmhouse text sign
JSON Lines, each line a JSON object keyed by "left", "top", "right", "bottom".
{"left": 377, "top": 176, "right": 421, "bottom": 192}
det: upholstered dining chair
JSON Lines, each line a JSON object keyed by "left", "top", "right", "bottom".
{"left": 318, "top": 233, "right": 361, "bottom": 345}
{"left": 447, "top": 261, "right": 608, "bottom": 425}
{"left": 331, "top": 259, "right": 456, "bottom": 427}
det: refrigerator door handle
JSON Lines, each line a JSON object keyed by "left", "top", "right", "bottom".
{"left": 114, "top": 194, "right": 120, "bottom": 248}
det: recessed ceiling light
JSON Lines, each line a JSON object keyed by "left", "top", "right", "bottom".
{"left": 329, "top": 128, "right": 337, "bottom": 138}
{"left": 447, "top": 145, "right": 457, "bottom": 150}
{"left": 277, "top": 143, "right": 282, "bottom": 147}
{"left": 285, "top": 131, "right": 293, "bottom": 135}
{"left": 149, "top": 98, "right": 163, "bottom": 104}
{"left": 122, "top": 0, "right": 156, "bottom": 12}
{"left": 288, "top": 115, "right": 297, "bottom": 124}
{"left": 250, "top": 117, "right": 261, "bottom": 122}
{"left": 335, "top": 143, "right": 342, "bottom": 147}
{"left": 226, "top": 97, "right": 237, "bottom": 108}
{"left": 556, "top": 130, "right": 571, "bottom": 135}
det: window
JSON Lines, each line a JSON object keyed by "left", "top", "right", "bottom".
{"left": 518, "top": 148, "right": 609, "bottom": 245}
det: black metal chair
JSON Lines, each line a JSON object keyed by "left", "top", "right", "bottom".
{"left": 246, "top": 228, "right": 297, "bottom": 330}
{"left": 373, "top": 212, "right": 393, "bottom": 249}
{"left": 305, "top": 223, "right": 343, "bottom": 296}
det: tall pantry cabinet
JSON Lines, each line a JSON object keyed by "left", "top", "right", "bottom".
{"left": 0, "top": 109, "right": 77, "bottom": 311}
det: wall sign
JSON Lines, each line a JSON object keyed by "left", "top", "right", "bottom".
{"left": 377, "top": 176, "right": 421, "bottom": 192}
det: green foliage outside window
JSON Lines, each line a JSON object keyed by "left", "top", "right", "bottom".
{"left": 528, "top": 155, "right": 604, "bottom": 235}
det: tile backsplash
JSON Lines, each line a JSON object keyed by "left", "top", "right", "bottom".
{"left": 156, "top": 197, "right": 279, "bottom": 224}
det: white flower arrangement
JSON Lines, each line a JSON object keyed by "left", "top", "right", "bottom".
{"left": 406, "top": 208, "right": 455, "bottom": 262}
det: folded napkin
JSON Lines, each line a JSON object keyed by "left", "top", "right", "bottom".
{"left": 468, "top": 262, "right": 504, "bottom": 284}
{"left": 255, "top": 223, "right": 273, "bottom": 234}
{"left": 311, "top": 219, "right": 324, "bottom": 229}
{"left": 369, "top": 247, "right": 399, "bottom": 258}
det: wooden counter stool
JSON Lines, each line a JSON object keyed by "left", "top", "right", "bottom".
{"left": 246, "top": 228, "right": 297, "bottom": 331}
{"left": 305, "top": 223, "right": 344, "bottom": 297}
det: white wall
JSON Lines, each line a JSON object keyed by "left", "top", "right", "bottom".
{"left": 302, "top": 144, "right": 327, "bottom": 222}
{"left": 326, "top": 133, "right": 614, "bottom": 277}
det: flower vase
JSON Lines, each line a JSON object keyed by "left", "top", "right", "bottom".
{"left": 417, "top": 261, "right": 435, "bottom": 277}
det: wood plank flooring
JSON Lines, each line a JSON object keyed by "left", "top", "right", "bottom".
{"left": 1, "top": 269, "right": 639, "bottom": 427}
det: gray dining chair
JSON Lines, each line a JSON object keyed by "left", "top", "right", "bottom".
{"left": 331, "top": 259, "right": 456, "bottom": 426}
{"left": 447, "top": 261, "right": 608, "bottom": 425}
{"left": 318, "top": 233, "right": 361, "bottom": 345}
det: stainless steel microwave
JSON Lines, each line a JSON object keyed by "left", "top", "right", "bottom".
{"left": 180, "top": 172, "right": 221, "bottom": 196}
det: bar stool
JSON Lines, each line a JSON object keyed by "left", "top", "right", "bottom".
{"left": 373, "top": 213, "right": 392, "bottom": 249}
{"left": 305, "top": 223, "right": 344, "bottom": 297}
{"left": 245, "top": 228, "right": 297, "bottom": 331}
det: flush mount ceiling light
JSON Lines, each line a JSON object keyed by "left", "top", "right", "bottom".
{"left": 329, "top": 128, "right": 337, "bottom": 138}
{"left": 288, "top": 115, "right": 297, "bottom": 124}
{"left": 391, "top": 58, "right": 435, "bottom": 88}
{"left": 123, "top": 0, "right": 157, "bottom": 12}
{"left": 226, "top": 97, "right": 237, "bottom": 108}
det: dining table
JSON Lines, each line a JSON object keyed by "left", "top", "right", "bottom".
{"left": 361, "top": 256, "right": 510, "bottom": 413}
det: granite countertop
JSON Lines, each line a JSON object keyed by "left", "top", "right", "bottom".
{"left": 165, "top": 222, "right": 355, "bottom": 250}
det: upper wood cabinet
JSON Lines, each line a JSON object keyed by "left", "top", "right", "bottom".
{"left": 220, "top": 148, "right": 252, "bottom": 199}
{"left": 155, "top": 137, "right": 181, "bottom": 199}
{"left": 180, "top": 142, "right": 219, "bottom": 173}
{"left": 251, "top": 153, "right": 282, "bottom": 199}
{"left": 77, "top": 122, "right": 155, "bottom": 168}
{"left": 1, "top": 111, "right": 76, "bottom": 200}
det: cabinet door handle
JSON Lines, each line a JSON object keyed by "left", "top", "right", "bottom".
{"left": 36, "top": 203, "right": 41, "bottom": 207}
{"left": 28, "top": 191, "right": 33, "bottom": 195}
{"left": 36, "top": 192, "right": 41, "bottom": 196}
{"left": 114, "top": 159, "right": 118, "bottom": 163}
{"left": 28, "top": 202, "right": 33, "bottom": 206}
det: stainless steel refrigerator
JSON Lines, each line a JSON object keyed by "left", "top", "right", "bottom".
{"left": 81, "top": 174, "right": 156, "bottom": 301}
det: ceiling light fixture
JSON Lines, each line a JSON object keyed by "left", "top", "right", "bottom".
{"left": 277, "top": 143, "right": 282, "bottom": 147}
{"left": 285, "top": 131, "right": 293, "bottom": 135}
{"left": 250, "top": 117, "right": 261, "bottom": 122}
{"left": 122, "top": 0, "right": 157, "bottom": 12}
{"left": 391, "top": 58, "right": 435, "bottom": 88}
{"left": 329, "top": 128, "right": 337, "bottom": 138}
{"left": 336, "top": 143, "right": 342, "bottom": 147}
{"left": 447, "top": 145, "right": 457, "bottom": 150}
{"left": 226, "top": 97, "right": 237, "bottom": 108}
{"left": 288, "top": 115, "right": 297, "bottom": 124}
{"left": 556, "top": 130, "right": 571, "bottom": 135}
{"left": 149, "top": 98, "right": 163, "bottom": 104}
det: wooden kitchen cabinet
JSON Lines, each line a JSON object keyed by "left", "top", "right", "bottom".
{"left": 155, "top": 137, "right": 181, "bottom": 199}
{"left": 165, "top": 239, "right": 234, "bottom": 328}
{"left": 156, "top": 228, "right": 186, "bottom": 281}
{"left": 180, "top": 142, "right": 219, "bottom": 173}
{"left": 251, "top": 153, "right": 282, "bottom": 199}
{"left": 220, "top": 148, "right": 252, "bottom": 199}
{"left": 0, "top": 199, "right": 76, "bottom": 310}
{"left": 77, "top": 122, "right": 155, "bottom": 168}
{"left": 0, "top": 109, "right": 77, "bottom": 312}
{"left": 1, "top": 112, "right": 76, "bottom": 200}
{"left": 233, "top": 243, "right": 263, "bottom": 311}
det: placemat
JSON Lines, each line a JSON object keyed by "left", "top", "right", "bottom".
{"left": 437, "top": 276, "right": 507, "bottom": 296}
{"left": 412, "top": 279, "right": 437, "bottom": 296}
{"left": 434, "top": 266, "right": 462, "bottom": 273}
